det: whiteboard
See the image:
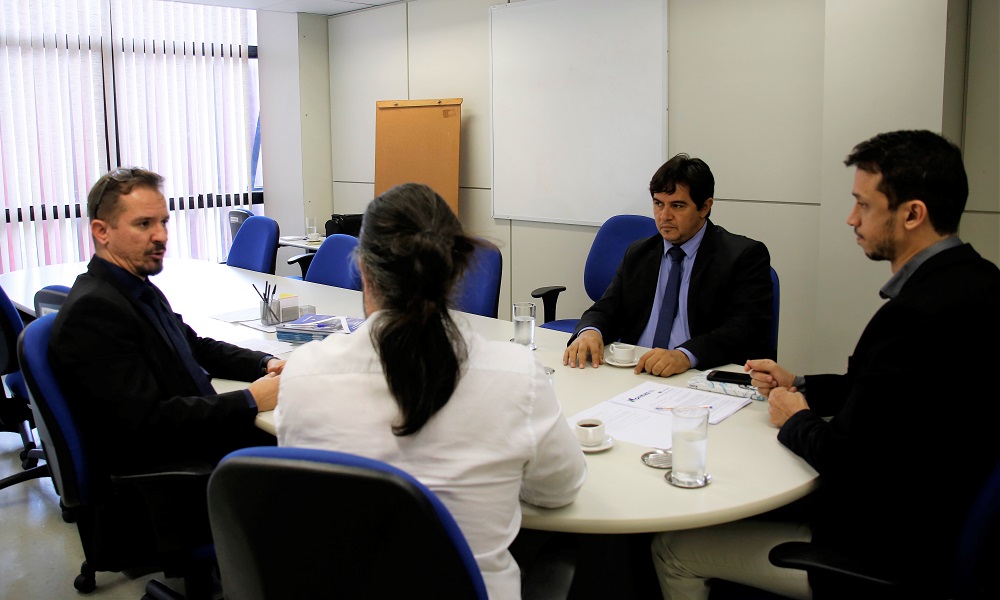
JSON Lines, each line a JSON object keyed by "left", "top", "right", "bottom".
{"left": 489, "top": 0, "right": 667, "bottom": 226}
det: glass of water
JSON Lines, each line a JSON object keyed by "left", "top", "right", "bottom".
{"left": 668, "top": 406, "right": 710, "bottom": 488}
{"left": 512, "top": 302, "right": 536, "bottom": 350}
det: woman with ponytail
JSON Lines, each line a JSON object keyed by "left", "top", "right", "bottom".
{"left": 275, "top": 183, "right": 586, "bottom": 599}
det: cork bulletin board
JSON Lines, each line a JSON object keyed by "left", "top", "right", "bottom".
{"left": 374, "top": 98, "right": 463, "bottom": 214}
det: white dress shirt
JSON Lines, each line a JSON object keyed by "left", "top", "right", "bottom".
{"left": 275, "top": 311, "right": 587, "bottom": 599}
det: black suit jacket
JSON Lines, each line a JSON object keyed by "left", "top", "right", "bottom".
{"left": 50, "top": 257, "right": 272, "bottom": 474}
{"left": 573, "top": 220, "right": 774, "bottom": 367}
{"left": 779, "top": 243, "right": 1000, "bottom": 592}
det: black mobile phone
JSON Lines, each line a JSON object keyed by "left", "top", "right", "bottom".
{"left": 706, "top": 370, "right": 752, "bottom": 386}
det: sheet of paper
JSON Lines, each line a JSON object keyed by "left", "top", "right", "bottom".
{"left": 607, "top": 381, "right": 751, "bottom": 425}
{"left": 238, "top": 319, "right": 276, "bottom": 333}
{"left": 567, "top": 381, "right": 753, "bottom": 449}
{"left": 567, "top": 401, "right": 674, "bottom": 449}
{"left": 211, "top": 306, "right": 261, "bottom": 322}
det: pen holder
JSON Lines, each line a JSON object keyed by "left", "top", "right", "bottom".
{"left": 260, "top": 300, "right": 282, "bottom": 325}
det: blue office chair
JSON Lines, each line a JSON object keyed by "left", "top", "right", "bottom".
{"left": 207, "top": 446, "right": 488, "bottom": 600}
{"left": 290, "top": 234, "right": 362, "bottom": 290}
{"left": 227, "top": 215, "right": 280, "bottom": 275}
{"left": 452, "top": 241, "right": 503, "bottom": 318}
{"left": 767, "top": 457, "right": 1000, "bottom": 599}
{"left": 0, "top": 284, "right": 73, "bottom": 492}
{"left": 532, "top": 214, "right": 658, "bottom": 333}
{"left": 228, "top": 207, "right": 254, "bottom": 240}
{"left": 18, "top": 314, "right": 216, "bottom": 599}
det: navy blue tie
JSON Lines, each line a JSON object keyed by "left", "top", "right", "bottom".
{"left": 652, "top": 246, "right": 685, "bottom": 349}
{"left": 139, "top": 287, "right": 216, "bottom": 396}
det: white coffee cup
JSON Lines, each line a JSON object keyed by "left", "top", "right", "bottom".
{"left": 575, "top": 418, "right": 606, "bottom": 447}
{"left": 607, "top": 342, "right": 635, "bottom": 363}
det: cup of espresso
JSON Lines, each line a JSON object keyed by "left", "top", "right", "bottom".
{"left": 607, "top": 342, "right": 635, "bottom": 363}
{"left": 575, "top": 418, "right": 606, "bottom": 447}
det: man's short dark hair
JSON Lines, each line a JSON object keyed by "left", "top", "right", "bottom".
{"left": 844, "top": 130, "right": 967, "bottom": 235}
{"left": 649, "top": 154, "right": 715, "bottom": 211}
{"left": 87, "top": 167, "right": 163, "bottom": 222}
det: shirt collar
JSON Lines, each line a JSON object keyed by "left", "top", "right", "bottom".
{"left": 879, "top": 236, "right": 962, "bottom": 299}
{"left": 94, "top": 256, "right": 151, "bottom": 302}
{"left": 662, "top": 219, "right": 708, "bottom": 258}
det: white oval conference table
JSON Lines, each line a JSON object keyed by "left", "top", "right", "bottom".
{"left": 1, "top": 258, "right": 818, "bottom": 535}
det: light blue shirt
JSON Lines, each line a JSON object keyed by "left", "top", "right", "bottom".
{"left": 635, "top": 223, "right": 708, "bottom": 366}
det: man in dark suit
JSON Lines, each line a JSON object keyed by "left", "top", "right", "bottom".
{"left": 50, "top": 167, "right": 282, "bottom": 476}
{"left": 652, "top": 131, "right": 1000, "bottom": 599}
{"left": 564, "top": 154, "right": 774, "bottom": 378}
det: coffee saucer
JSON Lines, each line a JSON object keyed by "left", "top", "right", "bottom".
{"left": 605, "top": 356, "right": 638, "bottom": 368}
{"left": 581, "top": 436, "right": 615, "bottom": 453}
{"left": 665, "top": 469, "right": 712, "bottom": 488}
{"left": 510, "top": 339, "right": 537, "bottom": 350}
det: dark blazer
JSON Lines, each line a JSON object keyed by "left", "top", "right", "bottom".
{"left": 779, "top": 243, "right": 1000, "bottom": 593}
{"left": 50, "top": 257, "right": 272, "bottom": 474}
{"left": 573, "top": 220, "right": 774, "bottom": 368}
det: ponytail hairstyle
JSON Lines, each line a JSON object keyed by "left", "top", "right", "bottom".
{"left": 357, "top": 183, "right": 479, "bottom": 436}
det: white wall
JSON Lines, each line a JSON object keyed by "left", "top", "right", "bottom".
{"left": 257, "top": 11, "right": 333, "bottom": 277}
{"left": 270, "top": 0, "right": 997, "bottom": 372}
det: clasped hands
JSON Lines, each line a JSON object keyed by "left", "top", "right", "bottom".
{"left": 744, "top": 358, "right": 809, "bottom": 427}
{"left": 248, "top": 357, "right": 286, "bottom": 412}
{"left": 563, "top": 330, "right": 691, "bottom": 378}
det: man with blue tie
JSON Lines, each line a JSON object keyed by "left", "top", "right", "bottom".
{"left": 564, "top": 154, "right": 774, "bottom": 378}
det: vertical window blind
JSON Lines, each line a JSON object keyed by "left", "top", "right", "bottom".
{"left": 0, "top": 0, "right": 259, "bottom": 274}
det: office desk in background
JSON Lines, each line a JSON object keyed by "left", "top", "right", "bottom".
{"left": 0, "top": 258, "right": 818, "bottom": 535}
{"left": 278, "top": 235, "right": 324, "bottom": 252}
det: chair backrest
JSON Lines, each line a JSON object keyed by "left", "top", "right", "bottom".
{"left": 208, "top": 446, "right": 488, "bottom": 600}
{"left": 229, "top": 208, "right": 255, "bottom": 239}
{"left": 0, "top": 284, "right": 25, "bottom": 377}
{"left": 770, "top": 267, "right": 780, "bottom": 355}
{"left": 953, "top": 458, "right": 1000, "bottom": 598}
{"left": 227, "top": 215, "right": 280, "bottom": 274}
{"left": 583, "top": 215, "right": 658, "bottom": 302}
{"left": 304, "top": 234, "right": 362, "bottom": 290}
{"left": 18, "top": 314, "right": 90, "bottom": 507}
{"left": 33, "top": 284, "right": 72, "bottom": 318}
{"left": 451, "top": 241, "right": 503, "bottom": 318}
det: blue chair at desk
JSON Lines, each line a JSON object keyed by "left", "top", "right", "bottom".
{"left": 532, "top": 214, "right": 658, "bottom": 333}
{"left": 293, "top": 233, "right": 362, "bottom": 290}
{"left": 227, "top": 215, "right": 279, "bottom": 275}
{"left": 452, "top": 241, "right": 503, "bottom": 318}
{"left": 207, "top": 446, "right": 488, "bottom": 600}
{"left": 18, "top": 314, "right": 216, "bottom": 599}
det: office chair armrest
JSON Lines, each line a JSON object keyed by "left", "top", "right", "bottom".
{"left": 768, "top": 541, "right": 902, "bottom": 588}
{"left": 111, "top": 461, "right": 214, "bottom": 484}
{"left": 531, "top": 286, "right": 567, "bottom": 324}
{"left": 287, "top": 253, "right": 315, "bottom": 278}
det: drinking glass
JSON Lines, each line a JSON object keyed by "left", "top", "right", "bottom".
{"left": 512, "top": 302, "right": 536, "bottom": 350}
{"left": 668, "top": 406, "right": 710, "bottom": 488}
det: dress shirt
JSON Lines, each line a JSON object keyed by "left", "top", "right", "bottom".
{"left": 879, "top": 236, "right": 962, "bottom": 300}
{"left": 635, "top": 223, "right": 708, "bottom": 365}
{"left": 275, "top": 312, "right": 587, "bottom": 600}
